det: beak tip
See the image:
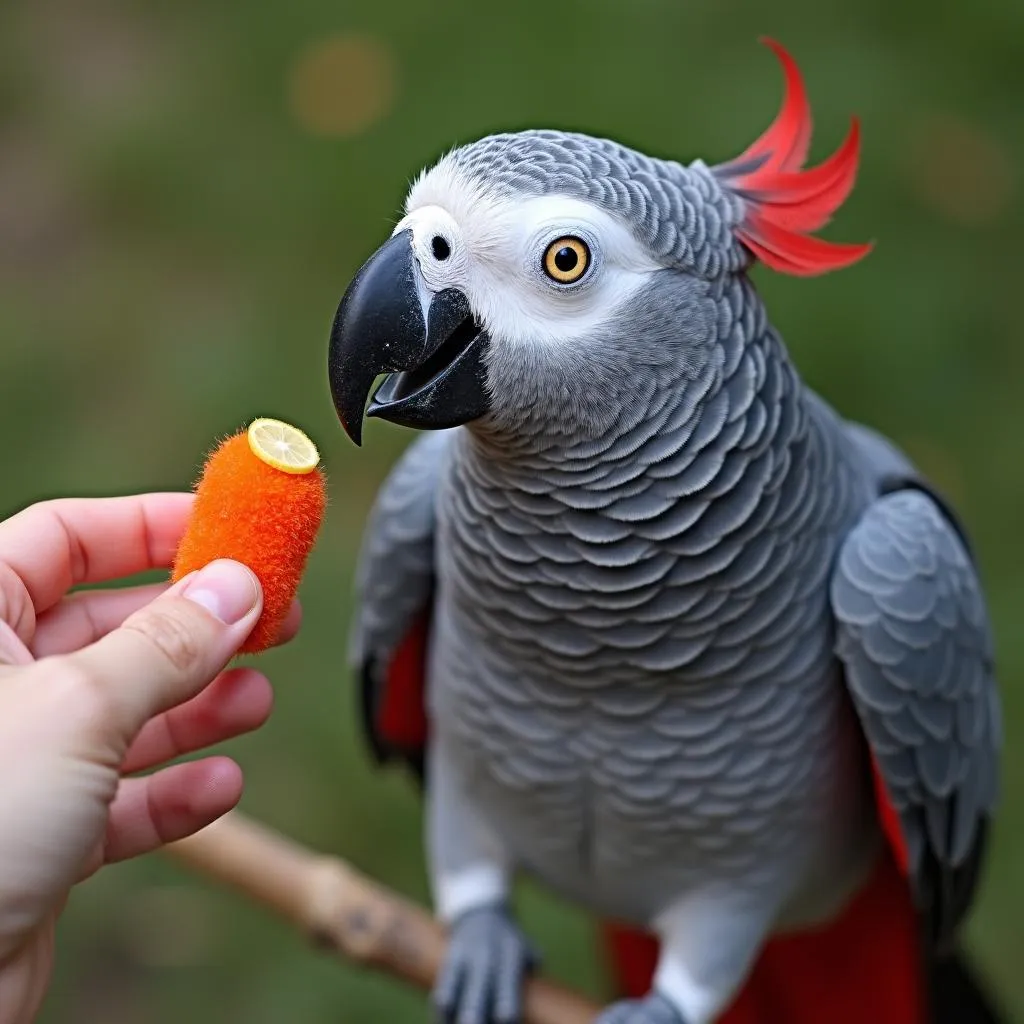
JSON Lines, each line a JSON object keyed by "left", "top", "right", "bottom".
{"left": 328, "top": 380, "right": 366, "bottom": 446}
{"left": 328, "top": 229, "right": 422, "bottom": 450}
{"left": 339, "top": 413, "right": 364, "bottom": 447}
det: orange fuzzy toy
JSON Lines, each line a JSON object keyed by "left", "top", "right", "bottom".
{"left": 171, "top": 420, "right": 327, "bottom": 653}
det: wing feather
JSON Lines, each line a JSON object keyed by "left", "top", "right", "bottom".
{"left": 830, "top": 485, "right": 999, "bottom": 950}
{"left": 349, "top": 430, "right": 453, "bottom": 773}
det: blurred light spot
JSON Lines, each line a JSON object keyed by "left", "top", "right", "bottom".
{"left": 118, "top": 884, "right": 217, "bottom": 967}
{"left": 908, "top": 115, "right": 1016, "bottom": 227}
{"left": 900, "top": 435, "right": 965, "bottom": 507}
{"left": 288, "top": 33, "right": 398, "bottom": 139}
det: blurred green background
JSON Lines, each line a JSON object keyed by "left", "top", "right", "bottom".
{"left": 0, "top": 0, "right": 1021, "bottom": 1020}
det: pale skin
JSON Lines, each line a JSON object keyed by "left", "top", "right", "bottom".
{"left": 0, "top": 492, "right": 298, "bottom": 1024}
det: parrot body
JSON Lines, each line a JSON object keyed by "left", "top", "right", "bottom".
{"left": 373, "top": 333, "right": 880, "bottom": 931}
{"left": 329, "top": 40, "right": 1002, "bottom": 1024}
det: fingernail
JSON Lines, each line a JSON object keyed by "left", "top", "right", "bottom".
{"left": 180, "top": 560, "right": 260, "bottom": 625}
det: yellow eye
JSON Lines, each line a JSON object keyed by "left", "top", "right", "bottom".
{"left": 542, "top": 236, "right": 591, "bottom": 284}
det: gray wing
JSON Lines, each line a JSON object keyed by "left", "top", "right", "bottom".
{"left": 349, "top": 429, "right": 454, "bottom": 772}
{"left": 830, "top": 485, "right": 1000, "bottom": 951}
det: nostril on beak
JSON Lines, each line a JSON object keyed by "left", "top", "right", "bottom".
{"left": 431, "top": 235, "right": 451, "bottom": 261}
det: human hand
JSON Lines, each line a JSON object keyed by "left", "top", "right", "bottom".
{"left": 0, "top": 493, "right": 296, "bottom": 1023}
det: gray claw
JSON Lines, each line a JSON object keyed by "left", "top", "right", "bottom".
{"left": 594, "top": 993, "right": 687, "bottom": 1024}
{"left": 434, "top": 904, "right": 537, "bottom": 1024}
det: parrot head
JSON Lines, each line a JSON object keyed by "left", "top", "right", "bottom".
{"left": 329, "top": 38, "right": 871, "bottom": 446}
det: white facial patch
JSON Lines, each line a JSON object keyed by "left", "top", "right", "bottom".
{"left": 394, "top": 160, "right": 665, "bottom": 350}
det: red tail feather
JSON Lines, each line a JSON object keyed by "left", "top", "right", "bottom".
{"left": 715, "top": 38, "right": 873, "bottom": 276}
{"left": 599, "top": 739, "right": 924, "bottom": 1022}
{"left": 378, "top": 611, "right": 431, "bottom": 751}
{"left": 870, "top": 752, "right": 910, "bottom": 875}
{"left": 732, "top": 38, "right": 813, "bottom": 175}
{"left": 601, "top": 922, "right": 660, "bottom": 999}
{"left": 600, "top": 853, "right": 924, "bottom": 1023}
{"left": 740, "top": 212, "right": 874, "bottom": 276}
{"left": 737, "top": 119, "right": 863, "bottom": 233}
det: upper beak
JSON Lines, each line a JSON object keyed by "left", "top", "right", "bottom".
{"left": 327, "top": 229, "right": 491, "bottom": 445}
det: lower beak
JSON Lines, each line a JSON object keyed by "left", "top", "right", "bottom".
{"left": 327, "top": 229, "right": 491, "bottom": 445}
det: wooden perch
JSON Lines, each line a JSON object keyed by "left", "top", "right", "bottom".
{"left": 165, "top": 810, "right": 600, "bottom": 1024}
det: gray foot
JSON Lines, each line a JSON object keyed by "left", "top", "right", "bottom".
{"left": 594, "top": 993, "right": 687, "bottom": 1024}
{"left": 433, "top": 904, "right": 537, "bottom": 1024}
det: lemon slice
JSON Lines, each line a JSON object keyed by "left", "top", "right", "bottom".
{"left": 247, "top": 417, "right": 320, "bottom": 474}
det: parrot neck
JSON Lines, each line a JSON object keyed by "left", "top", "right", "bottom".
{"left": 466, "top": 277, "right": 796, "bottom": 480}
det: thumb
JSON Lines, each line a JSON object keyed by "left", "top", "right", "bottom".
{"left": 53, "top": 558, "right": 262, "bottom": 747}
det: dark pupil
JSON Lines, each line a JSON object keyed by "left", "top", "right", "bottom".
{"left": 554, "top": 246, "right": 579, "bottom": 273}
{"left": 432, "top": 235, "right": 451, "bottom": 260}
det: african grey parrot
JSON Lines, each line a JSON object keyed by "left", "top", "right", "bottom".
{"left": 326, "top": 38, "right": 1003, "bottom": 1024}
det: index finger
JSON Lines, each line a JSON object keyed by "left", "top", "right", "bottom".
{"left": 0, "top": 493, "right": 194, "bottom": 614}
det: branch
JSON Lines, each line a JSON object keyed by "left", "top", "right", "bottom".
{"left": 164, "top": 811, "right": 600, "bottom": 1024}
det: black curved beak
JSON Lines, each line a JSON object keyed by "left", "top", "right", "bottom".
{"left": 328, "top": 229, "right": 491, "bottom": 445}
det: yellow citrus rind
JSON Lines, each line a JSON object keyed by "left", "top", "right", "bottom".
{"left": 246, "top": 417, "right": 320, "bottom": 475}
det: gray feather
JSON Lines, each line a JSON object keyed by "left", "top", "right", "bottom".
{"left": 347, "top": 429, "right": 453, "bottom": 768}
{"left": 349, "top": 429, "right": 451, "bottom": 667}
{"left": 830, "top": 488, "right": 1000, "bottom": 945}
{"left": 345, "top": 121, "right": 1001, "bottom": 980}
{"left": 443, "top": 130, "right": 749, "bottom": 280}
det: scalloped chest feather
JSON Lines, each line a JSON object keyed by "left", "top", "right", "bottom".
{"left": 426, "top": 337, "right": 880, "bottom": 923}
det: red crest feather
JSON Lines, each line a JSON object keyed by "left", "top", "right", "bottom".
{"left": 714, "top": 38, "right": 873, "bottom": 276}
